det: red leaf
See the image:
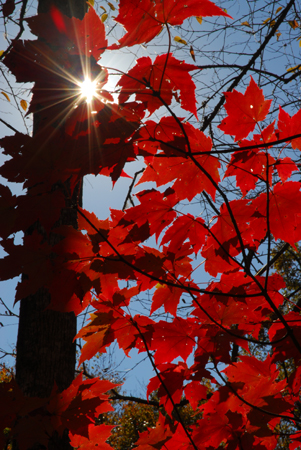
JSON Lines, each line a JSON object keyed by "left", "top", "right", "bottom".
{"left": 184, "top": 382, "right": 207, "bottom": 410}
{"left": 111, "top": 0, "right": 231, "bottom": 49}
{"left": 136, "top": 412, "right": 174, "bottom": 449}
{"left": 151, "top": 283, "right": 183, "bottom": 316}
{"left": 149, "top": 318, "right": 196, "bottom": 364}
{"left": 275, "top": 157, "right": 298, "bottom": 183}
{"left": 118, "top": 54, "right": 198, "bottom": 117}
{"left": 69, "top": 424, "right": 114, "bottom": 449}
{"left": 138, "top": 143, "right": 220, "bottom": 202}
{"left": 161, "top": 214, "right": 207, "bottom": 254}
{"left": 276, "top": 106, "right": 301, "bottom": 151}
{"left": 123, "top": 188, "right": 178, "bottom": 240}
{"left": 252, "top": 181, "right": 301, "bottom": 246}
{"left": 218, "top": 77, "right": 272, "bottom": 141}
{"left": 27, "top": 8, "right": 107, "bottom": 59}
{"left": 202, "top": 199, "right": 265, "bottom": 276}
{"left": 224, "top": 123, "right": 277, "bottom": 195}
{"left": 147, "top": 362, "right": 189, "bottom": 415}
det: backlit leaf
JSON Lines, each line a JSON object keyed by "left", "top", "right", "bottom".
{"left": 1, "top": 91, "right": 10, "bottom": 102}
{"left": 20, "top": 99, "right": 27, "bottom": 111}
{"left": 174, "top": 36, "right": 187, "bottom": 45}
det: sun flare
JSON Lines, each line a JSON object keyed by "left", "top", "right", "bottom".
{"left": 80, "top": 77, "right": 97, "bottom": 103}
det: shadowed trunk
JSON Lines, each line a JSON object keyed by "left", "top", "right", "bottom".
{"left": 14, "top": 1, "right": 87, "bottom": 449}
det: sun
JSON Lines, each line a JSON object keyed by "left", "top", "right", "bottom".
{"left": 80, "top": 77, "right": 97, "bottom": 103}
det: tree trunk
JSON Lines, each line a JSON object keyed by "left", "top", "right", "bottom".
{"left": 14, "top": 1, "right": 87, "bottom": 448}
{"left": 37, "top": 0, "right": 87, "bottom": 18}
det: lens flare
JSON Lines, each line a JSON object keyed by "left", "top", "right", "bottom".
{"left": 80, "top": 77, "right": 97, "bottom": 103}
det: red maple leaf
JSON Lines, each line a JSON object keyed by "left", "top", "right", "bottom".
{"left": 202, "top": 199, "right": 265, "bottom": 276}
{"left": 110, "top": 0, "right": 231, "bottom": 49}
{"left": 149, "top": 318, "right": 196, "bottom": 364}
{"left": 135, "top": 412, "right": 174, "bottom": 449}
{"left": 118, "top": 54, "right": 198, "bottom": 117}
{"left": 69, "top": 424, "right": 114, "bottom": 449}
{"left": 147, "top": 362, "right": 190, "bottom": 415}
{"left": 252, "top": 181, "right": 301, "bottom": 246}
{"left": 27, "top": 7, "right": 107, "bottom": 59}
{"left": 138, "top": 152, "right": 220, "bottom": 202}
{"left": 275, "top": 156, "right": 298, "bottom": 183}
{"left": 218, "top": 77, "right": 272, "bottom": 141}
{"left": 161, "top": 214, "right": 207, "bottom": 254}
{"left": 151, "top": 283, "right": 184, "bottom": 316}
{"left": 123, "top": 188, "right": 178, "bottom": 240}
{"left": 276, "top": 106, "right": 301, "bottom": 151}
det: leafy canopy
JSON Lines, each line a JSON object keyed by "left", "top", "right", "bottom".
{"left": 1, "top": 1, "right": 301, "bottom": 449}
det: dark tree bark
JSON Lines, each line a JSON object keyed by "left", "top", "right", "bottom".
{"left": 37, "top": 0, "right": 87, "bottom": 18}
{"left": 14, "top": 0, "right": 87, "bottom": 448}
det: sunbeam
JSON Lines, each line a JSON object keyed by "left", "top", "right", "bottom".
{"left": 80, "top": 77, "right": 97, "bottom": 104}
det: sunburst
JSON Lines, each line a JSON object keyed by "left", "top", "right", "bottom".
{"left": 79, "top": 77, "right": 98, "bottom": 104}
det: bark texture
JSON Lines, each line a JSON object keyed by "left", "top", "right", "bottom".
{"left": 14, "top": 0, "right": 87, "bottom": 448}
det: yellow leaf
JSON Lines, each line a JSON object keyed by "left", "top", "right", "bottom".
{"left": 107, "top": 1, "right": 115, "bottom": 10}
{"left": 20, "top": 99, "right": 27, "bottom": 111}
{"left": 276, "top": 6, "right": 282, "bottom": 14}
{"left": 1, "top": 91, "right": 10, "bottom": 102}
{"left": 100, "top": 6, "right": 106, "bottom": 12}
{"left": 241, "top": 21, "right": 250, "bottom": 27}
{"left": 288, "top": 20, "right": 299, "bottom": 29}
{"left": 190, "top": 45, "right": 196, "bottom": 62}
{"left": 101, "top": 13, "right": 108, "bottom": 22}
{"left": 276, "top": 32, "right": 281, "bottom": 41}
{"left": 87, "top": 0, "right": 94, "bottom": 6}
{"left": 196, "top": 16, "right": 202, "bottom": 25}
{"left": 174, "top": 36, "right": 187, "bottom": 45}
{"left": 286, "top": 65, "right": 301, "bottom": 73}
{"left": 269, "top": 19, "right": 276, "bottom": 28}
{"left": 262, "top": 17, "right": 271, "bottom": 25}
{"left": 0, "top": 50, "right": 4, "bottom": 58}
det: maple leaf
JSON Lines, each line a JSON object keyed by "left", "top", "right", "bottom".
{"left": 118, "top": 54, "right": 198, "bottom": 117}
{"left": 111, "top": 0, "right": 231, "bottom": 49}
{"left": 151, "top": 283, "right": 183, "bottom": 316}
{"left": 76, "top": 311, "right": 117, "bottom": 365}
{"left": 69, "top": 424, "right": 114, "bottom": 449}
{"left": 202, "top": 198, "right": 266, "bottom": 276}
{"left": 27, "top": 8, "right": 107, "bottom": 59}
{"left": 147, "top": 362, "right": 190, "bottom": 415}
{"left": 225, "top": 150, "right": 275, "bottom": 195}
{"left": 184, "top": 381, "right": 207, "bottom": 410}
{"left": 0, "top": 184, "right": 17, "bottom": 239}
{"left": 2, "top": 0, "right": 15, "bottom": 17}
{"left": 218, "top": 77, "right": 272, "bottom": 141}
{"left": 268, "top": 311, "right": 301, "bottom": 363}
{"left": 224, "top": 123, "right": 277, "bottom": 195}
{"left": 123, "top": 188, "right": 178, "bottom": 240}
{"left": 138, "top": 152, "right": 220, "bottom": 202}
{"left": 135, "top": 412, "right": 174, "bottom": 449}
{"left": 252, "top": 181, "right": 301, "bottom": 247}
{"left": 149, "top": 318, "right": 196, "bottom": 364}
{"left": 276, "top": 106, "right": 301, "bottom": 151}
{"left": 160, "top": 213, "right": 207, "bottom": 254}
{"left": 275, "top": 157, "right": 298, "bottom": 183}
